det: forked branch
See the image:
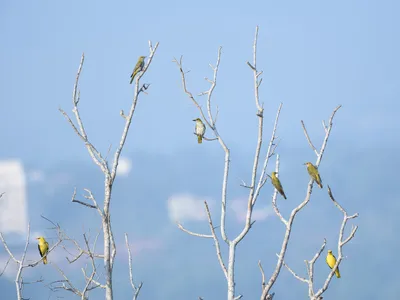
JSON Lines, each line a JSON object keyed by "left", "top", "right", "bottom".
{"left": 261, "top": 106, "right": 342, "bottom": 300}
{"left": 176, "top": 26, "right": 283, "bottom": 300}
{"left": 125, "top": 234, "right": 143, "bottom": 300}
{"left": 59, "top": 40, "right": 159, "bottom": 300}
{"left": 277, "top": 180, "right": 358, "bottom": 300}
{"left": 0, "top": 223, "right": 62, "bottom": 300}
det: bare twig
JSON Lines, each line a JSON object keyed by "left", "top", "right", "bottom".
{"left": 71, "top": 188, "right": 97, "bottom": 210}
{"left": 0, "top": 256, "right": 11, "bottom": 277}
{"left": 277, "top": 254, "right": 308, "bottom": 283}
{"left": 204, "top": 201, "right": 228, "bottom": 280}
{"left": 125, "top": 234, "right": 143, "bottom": 300}
{"left": 307, "top": 238, "right": 327, "bottom": 295}
{"left": 258, "top": 262, "right": 275, "bottom": 300}
{"left": 51, "top": 264, "right": 83, "bottom": 297}
{"left": 177, "top": 223, "right": 213, "bottom": 238}
{"left": 279, "top": 239, "right": 326, "bottom": 298}
{"left": 83, "top": 188, "right": 103, "bottom": 216}
{"left": 81, "top": 234, "right": 100, "bottom": 299}
{"left": 301, "top": 120, "right": 319, "bottom": 156}
{"left": 258, "top": 260, "right": 266, "bottom": 292}
{"left": 49, "top": 227, "right": 104, "bottom": 299}
{"left": 59, "top": 53, "right": 108, "bottom": 174}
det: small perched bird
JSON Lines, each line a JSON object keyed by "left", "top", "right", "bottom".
{"left": 326, "top": 250, "right": 341, "bottom": 278}
{"left": 130, "top": 56, "right": 146, "bottom": 84}
{"left": 304, "top": 162, "right": 323, "bottom": 188}
{"left": 271, "top": 172, "right": 287, "bottom": 199}
{"left": 36, "top": 237, "right": 49, "bottom": 264}
{"left": 193, "top": 118, "right": 206, "bottom": 144}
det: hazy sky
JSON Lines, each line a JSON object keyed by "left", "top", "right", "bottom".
{"left": 1, "top": 1, "right": 399, "bottom": 299}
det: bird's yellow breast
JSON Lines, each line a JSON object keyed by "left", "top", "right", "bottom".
{"left": 326, "top": 254, "right": 336, "bottom": 268}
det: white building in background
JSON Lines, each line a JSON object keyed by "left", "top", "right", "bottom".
{"left": 0, "top": 160, "right": 27, "bottom": 235}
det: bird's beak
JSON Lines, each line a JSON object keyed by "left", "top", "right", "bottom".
{"left": 192, "top": 119, "right": 196, "bottom": 121}
{"left": 302, "top": 163, "right": 306, "bottom": 165}
{"left": 35, "top": 237, "right": 39, "bottom": 240}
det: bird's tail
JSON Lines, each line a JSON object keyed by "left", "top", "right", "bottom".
{"left": 197, "top": 135, "right": 202, "bottom": 144}
{"left": 130, "top": 76, "right": 134, "bottom": 84}
{"left": 316, "top": 175, "right": 323, "bottom": 188}
{"left": 130, "top": 70, "right": 140, "bottom": 84}
{"left": 335, "top": 269, "right": 341, "bottom": 278}
{"left": 43, "top": 256, "right": 48, "bottom": 264}
{"left": 282, "top": 192, "right": 287, "bottom": 200}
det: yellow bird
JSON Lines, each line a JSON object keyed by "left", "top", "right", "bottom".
{"left": 130, "top": 56, "right": 146, "bottom": 84}
{"left": 193, "top": 118, "right": 206, "bottom": 144}
{"left": 271, "top": 172, "right": 287, "bottom": 199}
{"left": 36, "top": 237, "right": 49, "bottom": 264}
{"left": 326, "top": 250, "right": 340, "bottom": 278}
{"left": 304, "top": 162, "right": 323, "bottom": 188}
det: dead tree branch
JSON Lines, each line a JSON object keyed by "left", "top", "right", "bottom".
{"left": 175, "top": 26, "right": 281, "bottom": 300}
{"left": 280, "top": 185, "right": 358, "bottom": 300}
{"left": 125, "top": 234, "right": 143, "bottom": 300}
{"left": 59, "top": 41, "right": 158, "bottom": 300}
{"left": 260, "top": 105, "right": 342, "bottom": 300}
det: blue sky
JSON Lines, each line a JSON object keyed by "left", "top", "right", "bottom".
{"left": 0, "top": 0, "right": 399, "bottom": 299}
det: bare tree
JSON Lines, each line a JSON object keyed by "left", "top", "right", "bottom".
{"left": 174, "top": 26, "right": 281, "bottom": 300}
{"left": 1, "top": 25, "right": 358, "bottom": 300}
{"left": 174, "top": 26, "right": 358, "bottom": 300}
{"left": 56, "top": 41, "right": 159, "bottom": 300}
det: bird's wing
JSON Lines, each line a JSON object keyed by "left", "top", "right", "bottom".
{"left": 135, "top": 60, "right": 142, "bottom": 71}
{"left": 38, "top": 245, "right": 44, "bottom": 258}
{"left": 327, "top": 254, "right": 336, "bottom": 268}
{"left": 131, "top": 61, "right": 140, "bottom": 77}
{"left": 201, "top": 122, "right": 206, "bottom": 134}
{"left": 277, "top": 178, "right": 283, "bottom": 189}
{"left": 317, "top": 173, "right": 322, "bottom": 184}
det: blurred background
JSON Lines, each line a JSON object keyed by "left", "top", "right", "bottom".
{"left": 0, "top": 1, "right": 398, "bottom": 299}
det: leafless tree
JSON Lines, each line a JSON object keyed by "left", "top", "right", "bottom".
{"left": 56, "top": 41, "right": 158, "bottom": 300}
{"left": 174, "top": 26, "right": 358, "bottom": 300}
